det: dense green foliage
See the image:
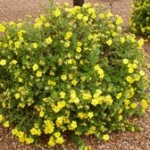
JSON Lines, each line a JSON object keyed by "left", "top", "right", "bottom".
{"left": 130, "top": 0, "right": 150, "bottom": 40}
{"left": 0, "top": 2, "right": 149, "bottom": 147}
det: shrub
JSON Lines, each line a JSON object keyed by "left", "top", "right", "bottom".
{"left": 0, "top": 2, "right": 149, "bottom": 147}
{"left": 130, "top": 0, "right": 150, "bottom": 40}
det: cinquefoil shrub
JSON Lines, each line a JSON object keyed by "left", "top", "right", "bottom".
{"left": 130, "top": 0, "right": 150, "bottom": 40}
{"left": 0, "top": 2, "right": 149, "bottom": 147}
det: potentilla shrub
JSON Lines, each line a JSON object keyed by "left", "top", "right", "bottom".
{"left": 0, "top": 2, "right": 149, "bottom": 147}
{"left": 130, "top": 0, "right": 150, "bottom": 40}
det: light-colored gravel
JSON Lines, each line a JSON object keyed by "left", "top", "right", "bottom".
{"left": 0, "top": 0, "right": 149, "bottom": 150}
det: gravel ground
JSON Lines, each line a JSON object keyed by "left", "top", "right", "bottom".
{"left": 0, "top": 0, "right": 150, "bottom": 150}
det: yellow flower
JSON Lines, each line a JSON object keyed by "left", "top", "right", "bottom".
{"left": 48, "top": 80, "right": 56, "bottom": 86}
{"left": 48, "top": 136, "right": 56, "bottom": 147}
{"left": 105, "top": 95, "right": 113, "bottom": 105}
{"left": 126, "top": 76, "right": 134, "bottom": 84}
{"left": 106, "top": 39, "right": 112, "bottom": 46}
{"left": 45, "top": 36, "right": 53, "bottom": 44}
{"left": 54, "top": 132, "right": 61, "bottom": 138}
{"left": 53, "top": 8, "right": 61, "bottom": 17}
{"left": 0, "top": 24, "right": 6, "bottom": 32}
{"left": 137, "top": 38, "right": 144, "bottom": 48}
{"left": 0, "top": 59, "right": 6, "bottom": 66}
{"left": 0, "top": 114, "right": 3, "bottom": 122}
{"left": 78, "top": 112, "right": 86, "bottom": 119}
{"left": 3, "top": 121, "right": 9, "bottom": 127}
{"left": 116, "top": 16, "right": 123, "bottom": 25}
{"left": 87, "top": 112, "right": 94, "bottom": 119}
{"left": 65, "top": 31, "right": 72, "bottom": 40}
{"left": 32, "top": 42, "right": 38, "bottom": 49}
{"left": 12, "top": 127, "right": 19, "bottom": 135}
{"left": 56, "top": 136, "right": 65, "bottom": 144}
{"left": 57, "top": 101, "right": 66, "bottom": 109}
{"left": 56, "top": 116, "right": 64, "bottom": 127}
{"left": 71, "top": 79, "right": 78, "bottom": 86}
{"left": 44, "top": 22, "right": 50, "bottom": 27}
{"left": 120, "top": 37, "right": 125, "bottom": 43}
{"left": 99, "top": 13, "right": 105, "bottom": 19}
{"left": 59, "top": 91, "right": 66, "bottom": 99}
{"left": 30, "top": 127, "right": 41, "bottom": 136}
{"left": 11, "top": 59, "right": 17, "bottom": 65}
{"left": 76, "top": 47, "right": 82, "bottom": 53}
{"left": 77, "top": 13, "right": 83, "bottom": 20}
{"left": 36, "top": 71, "right": 42, "bottom": 77}
{"left": 15, "top": 93, "right": 20, "bottom": 99}
{"left": 91, "top": 98, "right": 99, "bottom": 106}
{"left": 103, "top": 134, "right": 109, "bottom": 141}
{"left": 32, "top": 64, "right": 39, "bottom": 71}
{"left": 116, "top": 92, "right": 122, "bottom": 99}
{"left": 61, "top": 74, "right": 67, "bottom": 81}
{"left": 83, "top": 16, "right": 88, "bottom": 22}
{"left": 139, "top": 70, "right": 145, "bottom": 76}
{"left": 141, "top": 99, "right": 149, "bottom": 109}
{"left": 25, "top": 137, "right": 34, "bottom": 144}
{"left": 128, "top": 68, "right": 134, "bottom": 74}
{"left": 131, "top": 102, "right": 137, "bottom": 109}
{"left": 122, "top": 58, "right": 129, "bottom": 64}
{"left": 118, "top": 115, "right": 123, "bottom": 121}
{"left": 69, "top": 121, "right": 77, "bottom": 130}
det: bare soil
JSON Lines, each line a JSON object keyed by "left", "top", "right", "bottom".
{"left": 0, "top": 0, "right": 149, "bottom": 150}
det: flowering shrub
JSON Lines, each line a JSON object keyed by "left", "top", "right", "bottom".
{"left": 0, "top": 2, "right": 149, "bottom": 147}
{"left": 130, "top": 0, "right": 150, "bottom": 40}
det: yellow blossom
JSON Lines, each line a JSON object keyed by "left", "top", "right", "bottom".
{"left": 53, "top": 8, "right": 61, "bottom": 17}
{"left": 116, "top": 16, "right": 123, "bottom": 25}
{"left": 60, "top": 91, "right": 66, "bottom": 99}
{"left": 56, "top": 136, "right": 65, "bottom": 144}
{"left": 3, "top": 121, "right": 9, "bottom": 127}
{"left": 0, "top": 24, "right": 6, "bottom": 32}
{"left": 139, "top": 70, "right": 145, "bottom": 76}
{"left": 71, "top": 79, "right": 78, "bottom": 86}
{"left": 126, "top": 76, "right": 134, "bottom": 84}
{"left": 131, "top": 102, "right": 137, "bottom": 109}
{"left": 141, "top": 99, "right": 149, "bottom": 110}
{"left": 116, "top": 92, "right": 122, "bottom": 99}
{"left": 99, "top": 13, "right": 105, "bottom": 19}
{"left": 30, "top": 127, "right": 41, "bottom": 136}
{"left": 32, "top": 42, "right": 38, "bottom": 49}
{"left": 48, "top": 80, "right": 56, "bottom": 86}
{"left": 65, "top": 31, "right": 72, "bottom": 40}
{"left": 36, "top": 71, "right": 42, "bottom": 77}
{"left": 77, "top": 13, "right": 83, "bottom": 20}
{"left": 103, "top": 134, "right": 109, "bottom": 141}
{"left": 0, "top": 59, "right": 6, "bottom": 66}
{"left": 11, "top": 59, "right": 17, "bottom": 65}
{"left": 32, "top": 64, "right": 39, "bottom": 71}
{"left": 0, "top": 114, "right": 3, "bottom": 122}
{"left": 120, "top": 37, "right": 125, "bottom": 43}
{"left": 45, "top": 36, "right": 53, "bottom": 44}
{"left": 106, "top": 39, "right": 112, "bottom": 46}
{"left": 87, "top": 112, "right": 94, "bottom": 119}
{"left": 104, "top": 95, "right": 113, "bottom": 105}
{"left": 61, "top": 74, "right": 67, "bottom": 81}
{"left": 123, "top": 58, "right": 129, "bottom": 64}
{"left": 76, "top": 47, "right": 82, "bottom": 53}
{"left": 25, "top": 137, "right": 34, "bottom": 144}
{"left": 69, "top": 121, "right": 77, "bottom": 130}
{"left": 48, "top": 136, "right": 56, "bottom": 147}
{"left": 15, "top": 93, "right": 20, "bottom": 99}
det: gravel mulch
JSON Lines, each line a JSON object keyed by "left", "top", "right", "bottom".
{"left": 0, "top": 0, "right": 150, "bottom": 150}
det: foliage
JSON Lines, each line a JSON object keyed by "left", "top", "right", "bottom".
{"left": 130, "top": 0, "right": 150, "bottom": 40}
{"left": 0, "top": 2, "right": 149, "bottom": 147}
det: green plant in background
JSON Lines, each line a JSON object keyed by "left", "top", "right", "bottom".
{"left": 0, "top": 2, "right": 149, "bottom": 148}
{"left": 130, "top": 0, "right": 150, "bottom": 40}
